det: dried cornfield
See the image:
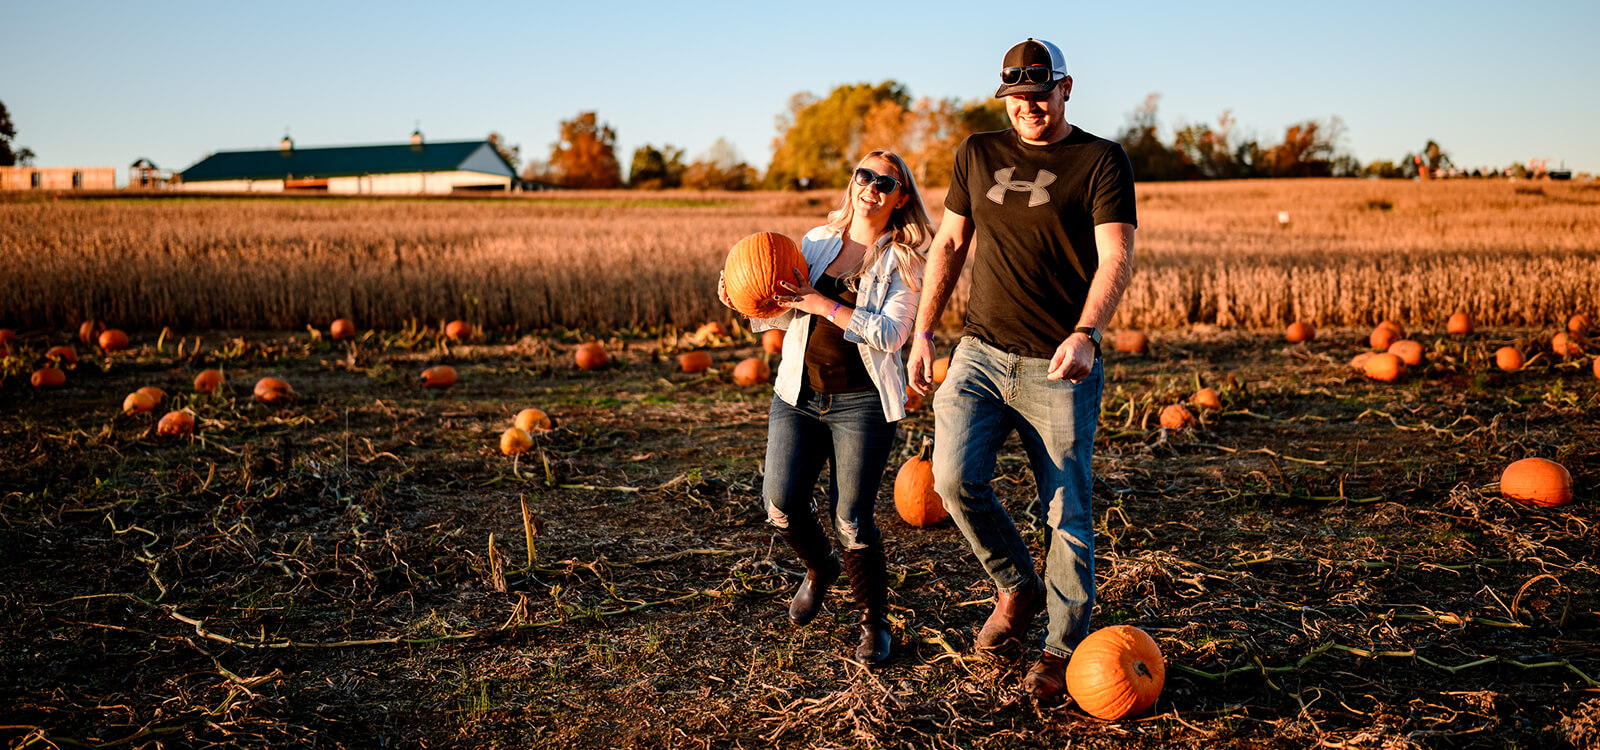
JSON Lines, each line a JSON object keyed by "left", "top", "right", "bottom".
{"left": 3, "top": 179, "right": 1597, "bottom": 334}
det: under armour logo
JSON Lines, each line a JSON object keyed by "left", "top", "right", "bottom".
{"left": 986, "top": 167, "right": 1056, "bottom": 207}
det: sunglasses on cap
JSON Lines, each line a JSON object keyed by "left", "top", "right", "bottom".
{"left": 853, "top": 167, "right": 901, "bottom": 194}
{"left": 1000, "top": 65, "right": 1055, "bottom": 86}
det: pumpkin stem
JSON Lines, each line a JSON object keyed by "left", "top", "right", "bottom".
{"left": 918, "top": 436, "right": 933, "bottom": 462}
{"left": 1134, "top": 660, "right": 1151, "bottom": 678}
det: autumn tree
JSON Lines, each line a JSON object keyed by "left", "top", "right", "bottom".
{"left": 628, "top": 143, "right": 685, "bottom": 189}
{"left": 765, "top": 81, "right": 911, "bottom": 190}
{"left": 546, "top": 111, "right": 622, "bottom": 189}
{"left": 0, "top": 99, "right": 33, "bottom": 167}
{"left": 1172, "top": 111, "right": 1238, "bottom": 180}
{"left": 1117, "top": 94, "right": 1187, "bottom": 181}
{"left": 909, "top": 96, "right": 1007, "bottom": 187}
{"left": 487, "top": 132, "right": 521, "bottom": 171}
{"left": 1259, "top": 118, "right": 1343, "bottom": 177}
{"left": 683, "top": 138, "right": 757, "bottom": 191}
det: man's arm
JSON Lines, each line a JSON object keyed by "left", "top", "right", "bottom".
{"left": 907, "top": 211, "right": 975, "bottom": 394}
{"left": 1047, "top": 222, "right": 1135, "bottom": 381}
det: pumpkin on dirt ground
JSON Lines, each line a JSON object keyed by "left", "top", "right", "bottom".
{"left": 137, "top": 386, "right": 167, "bottom": 405}
{"left": 762, "top": 329, "right": 785, "bottom": 354}
{"left": 445, "top": 320, "right": 471, "bottom": 342}
{"left": 1285, "top": 321, "right": 1314, "bottom": 343}
{"left": 122, "top": 391, "right": 157, "bottom": 414}
{"left": 46, "top": 346, "right": 78, "bottom": 366}
{"left": 1447, "top": 312, "right": 1474, "bottom": 334}
{"left": 1112, "top": 330, "right": 1147, "bottom": 354}
{"left": 903, "top": 386, "right": 923, "bottom": 412}
{"left": 194, "top": 369, "right": 225, "bottom": 393}
{"left": 515, "top": 408, "right": 553, "bottom": 434}
{"left": 31, "top": 367, "right": 66, "bottom": 388}
{"left": 78, "top": 320, "right": 102, "bottom": 346}
{"left": 253, "top": 377, "right": 294, "bottom": 404}
{"left": 98, "top": 329, "right": 130, "bottom": 352}
{"left": 1159, "top": 404, "right": 1195, "bottom": 430}
{"left": 1499, "top": 458, "right": 1573, "bottom": 507}
{"left": 500, "top": 427, "right": 534, "bottom": 456}
{"left": 695, "top": 322, "right": 727, "bottom": 340}
{"left": 1065, "top": 625, "right": 1166, "bottom": 721}
{"left": 893, "top": 439, "right": 945, "bottom": 527}
{"left": 421, "top": 365, "right": 457, "bottom": 388}
{"left": 1349, "top": 352, "right": 1375, "bottom": 372}
{"left": 1551, "top": 332, "right": 1586, "bottom": 358}
{"left": 330, "top": 318, "right": 356, "bottom": 340}
{"left": 733, "top": 357, "right": 770, "bottom": 386}
{"left": 1190, "top": 388, "right": 1222, "bottom": 411}
{"left": 1364, "top": 352, "right": 1406, "bottom": 382}
{"left": 1495, "top": 346, "right": 1524, "bottom": 372}
{"left": 1570, "top": 314, "right": 1592, "bottom": 335}
{"left": 574, "top": 342, "right": 608, "bottom": 371}
{"left": 1593, "top": 355, "right": 1600, "bottom": 380}
{"left": 1369, "top": 325, "right": 1401, "bottom": 351}
{"left": 679, "top": 350, "right": 712, "bottom": 373}
{"left": 1387, "top": 339, "right": 1424, "bottom": 367}
{"left": 723, "top": 232, "right": 807, "bottom": 319}
{"left": 157, "top": 410, "right": 195, "bottom": 437}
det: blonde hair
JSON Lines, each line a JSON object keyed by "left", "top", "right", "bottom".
{"left": 824, "top": 150, "right": 934, "bottom": 292}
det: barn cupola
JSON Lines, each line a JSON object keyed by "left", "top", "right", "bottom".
{"left": 410, "top": 128, "right": 424, "bottom": 147}
{"left": 279, "top": 134, "right": 293, "bottom": 152}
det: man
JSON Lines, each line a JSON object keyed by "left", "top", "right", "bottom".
{"left": 907, "top": 37, "right": 1136, "bottom": 704}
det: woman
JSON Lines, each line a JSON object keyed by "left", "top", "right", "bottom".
{"left": 718, "top": 150, "right": 934, "bottom": 666}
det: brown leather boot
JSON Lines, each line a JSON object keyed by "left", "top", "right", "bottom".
{"left": 775, "top": 524, "right": 839, "bottom": 626}
{"left": 842, "top": 545, "right": 892, "bottom": 666}
{"left": 1023, "top": 652, "right": 1069, "bottom": 705}
{"left": 974, "top": 575, "right": 1045, "bottom": 657}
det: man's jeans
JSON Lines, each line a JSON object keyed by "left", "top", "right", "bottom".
{"left": 932, "top": 335, "right": 1102, "bottom": 657}
{"left": 763, "top": 389, "right": 898, "bottom": 549}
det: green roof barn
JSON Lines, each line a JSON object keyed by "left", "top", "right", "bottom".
{"left": 178, "top": 136, "right": 517, "bottom": 194}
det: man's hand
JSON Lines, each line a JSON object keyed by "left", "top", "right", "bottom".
{"left": 908, "top": 337, "right": 936, "bottom": 395}
{"left": 1047, "top": 333, "right": 1096, "bottom": 382}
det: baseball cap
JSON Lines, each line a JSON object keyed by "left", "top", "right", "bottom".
{"left": 994, "top": 38, "right": 1068, "bottom": 98}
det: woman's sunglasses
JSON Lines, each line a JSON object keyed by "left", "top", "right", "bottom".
{"left": 1000, "top": 65, "right": 1054, "bottom": 86}
{"left": 853, "top": 167, "right": 901, "bottom": 194}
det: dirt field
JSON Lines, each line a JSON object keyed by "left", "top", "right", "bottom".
{"left": 3, "top": 320, "right": 1597, "bottom": 748}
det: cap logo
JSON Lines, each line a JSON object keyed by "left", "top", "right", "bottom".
{"left": 986, "top": 167, "right": 1056, "bottom": 207}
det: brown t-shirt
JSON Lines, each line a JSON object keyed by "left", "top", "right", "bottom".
{"left": 803, "top": 274, "right": 872, "bottom": 393}
{"left": 945, "top": 126, "right": 1137, "bottom": 358}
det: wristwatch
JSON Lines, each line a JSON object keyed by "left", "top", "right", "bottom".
{"left": 1073, "top": 326, "right": 1102, "bottom": 352}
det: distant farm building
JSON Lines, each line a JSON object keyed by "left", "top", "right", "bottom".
{"left": 128, "top": 158, "right": 175, "bottom": 189}
{"left": 0, "top": 165, "right": 116, "bottom": 191}
{"left": 177, "top": 134, "right": 518, "bottom": 194}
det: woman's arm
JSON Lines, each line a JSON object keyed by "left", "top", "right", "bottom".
{"left": 840, "top": 265, "right": 919, "bottom": 353}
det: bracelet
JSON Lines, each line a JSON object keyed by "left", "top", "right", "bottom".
{"left": 828, "top": 301, "right": 843, "bottom": 321}
{"left": 915, "top": 331, "right": 935, "bottom": 341}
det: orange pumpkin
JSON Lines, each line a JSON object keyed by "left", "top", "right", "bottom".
{"left": 574, "top": 342, "right": 608, "bottom": 371}
{"left": 1364, "top": 352, "right": 1406, "bottom": 382}
{"left": 0, "top": 329, "right": 15, "bottom": 347}
{"left": 1495, "top": 346, "right": 1524, "bottom": 372}
{"left": 1065, "top": 625, "right": 1166, "bottom": 721}
{"left": 31, "top": 367, "right": 66, "bottom": 388}
{"left": 1594, "top": 355, "right": 1600, "bottom": 381}
{"left": 904, "top": 386, "right": 923, "bottom": 411}
{"left": 1387, "top": 339, "right": 1424, "bottom": 366}
{"left": 1369, "top": 325, "right": 1401, "bottom": 351}
{"left": 1285, "top": 321, "right": 1314, "bottom": 343}
{"left": 1159, "top": 404, "right": 1195, "bottom": 430}
{"left": 122, "top": 391, "right": 157, "bottom": 414}
{"left": 1447, "top": 312, "right": 1474, "bottom": 335}
{"left": 194, "top": 369, "right": 225, "bottom": 393}
{"left": 46, "top": 345, "right": 78, "bottom": 366}
{"left": 137, "top": 386, "right": 167, "bottom": 405}
{"left": 421, "top": 365, "right": 457, "bottom": 388}
{"left": 761, "top": 329, "right": 785, "bottom": 354}
{"left": 1500, "top": 457, "right": 1573, "bottom": 507}
{"left": 695, "top": 321, "right": 727, "bottom": 340}
{"left": 1112, "top": 330, "right": 1148, "bottom": 354}
{"left": 723, "top": 232, "right": 807, "bottom": 319}
{"left": 932, "top": 357, "right": 951, "bottom": 384}
{"left": 679, "top": 350, "right": 712, "bottom": 373}
{"left": 253, "top": 377, "right": 294, "bottom": 404}
{"left": 444, "top": 320, "right": 471, "bottom": 342}
{"left": 98, "top": 329, "right": 129, "bottom": 351}
{"left": 1551, "top": 332, "right": 1585, "bottom": 357}
{"left": 157, "top": 410, "right": 195, "bottom": 437}
{"left": 1349, "top": 352, "right": 1375, "bottom": 371}
{"left": 893, "top": 440, "right": 945, "bottom": 527}
{"left": 500, "top": 427, "right": 534, "bottom": 456}
{"left": 330, "top": 318, "right": 356, "bottom": 340}
{"left": 1571, "top": 314, "right": 1592, "bottom": 335}
{"left": 515, "top": 408, "right": 553, "bottom": 434}
{"left": 78, "top": 320, "right": 102, "bottom": 346}
{"left": 733, "top": 357, "right": 770, "bottom": 386}
{"left": 1190, "top": 387, "right": 1222, "bottom": 411}
{"left": 1377, "top": 320, "right": 1405, "bottom": 338}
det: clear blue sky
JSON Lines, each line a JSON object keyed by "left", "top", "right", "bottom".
{"left": 6, "top": 0, "right": 1597, "bottom": 184}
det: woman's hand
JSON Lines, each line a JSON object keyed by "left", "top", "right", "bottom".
{"left": 774, "top": 267, "right": 832, "bottom": 317}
